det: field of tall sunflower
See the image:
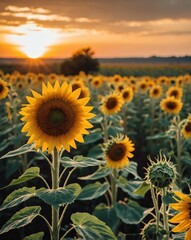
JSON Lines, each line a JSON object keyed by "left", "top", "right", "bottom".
{"left": 0, "top": 69, "right": 191, "bottom": 240}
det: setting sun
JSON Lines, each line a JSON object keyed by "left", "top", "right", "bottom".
{"left": 6, "top": 23, "right": 60, "bottom": 58}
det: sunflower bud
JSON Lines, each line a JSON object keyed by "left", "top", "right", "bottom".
{"left": 141, "top": 222, "right": 165, "bottom": 240}
{"left": 146, "top": 153, "right": 177, "bottom": 188}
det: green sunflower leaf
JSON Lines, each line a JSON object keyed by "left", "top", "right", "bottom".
{"left": 133, "top": 181, "right": 150, "bottom": 197}
{"left": 22, "top": 232, "right": 44, "bottom": 240}
{"left": 93, "top": 203, "right": 119, "bottom": 232}
{"left": 0, "top": 187, "right": 36, "bottom": 211}
{"left": 36, "top": 183, "right": 81, "bottom": 206}
{"left": 77, "top": 182, "right": 109, "bottom": 200}
{"left": 117, "top": 176, "right": 143, "bottom": 199}
{"left": 123, "top": 161, "right": 141, "bottom": 179}
{"left": 115, "top": 200, "right": 147, "bottom": 224}
{"left": 79, "top": 166, "right": 112, "bottom": 180}
{"left": 61, "top": 155, "right": 104, "bottom": 168}
{"left": 84, "top": 128, "right": 103, "bottom": 144}
{"left": 0, "top": 143, "right": 34, "bottom": 159}
{"left": 71, "top": 212, "right": 117, "bottom": 240}
{"left": 1, "top": 167, "right": 40, "bottom": 189}
{"left": 87, "top": 144, "right": 103, "bottom": 159}
{"left": 0, "top": 206, "right": 41, "bottom": 235}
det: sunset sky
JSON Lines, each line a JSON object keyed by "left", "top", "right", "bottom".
{"left": 0, "top": 0, "right": 191, "bottom": 58}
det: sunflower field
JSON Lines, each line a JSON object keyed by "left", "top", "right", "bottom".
{"left": 0, "top": 69, "right": 191, "bottom": 240}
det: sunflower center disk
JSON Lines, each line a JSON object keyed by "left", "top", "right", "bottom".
{"left": 0, "top": 84, "right": 3, "bottom": 92}
{"left": 166, "top": 101, "right": 177, "bottom": 110}
{"left": 170, "top": 91, "right": 178, "bottom": 98}
{"left": 48, "top": 109, "right": 65, "bottom": 125}
{"left": 153, "top": 89, "right": 159, "bottom": 95}
{"left": 123, "top": 92, "right": 129, "bottom": 98}
{"left": 185, "top": 122, "right": 191, "bottom": 132}
{"left": 37, "top": 99, "right": 75, "bottom": 136}
{"left": 106, "top": 97, "right": 117, "bottom": 110}
{"left": 108, "top": 144, "right": 126, "bottom": 161}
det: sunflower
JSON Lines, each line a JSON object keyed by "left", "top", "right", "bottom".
{"left": 91, "top": 77, "right": 103, "bottom": 88}
{"left": 160, "top": 96, "right": 183, "bottom": 114}
{"left": 20, "top": 81, "right": 95, "bottom": 153}
{"left": 78, "top": 86, "right": 90, "bottom": 99}
{"left": 103, "top": 134, "right": 135, "bottom": 169}
{"left": 0, "top": 79, "right": 8, "bottom": 100}
{"left": 121, "top": 87, "right": 134, "bottom": 102}
{"left": 166, "top": 86, "right": 183, "bottom": 99}
{"left": 149, "top": 85, "right": 163, "bottom": 99}
{"left": 71, "top": 80, "right": 85, "bottom": 91}
{"left": 169, "top": 191, "right": 191, "bottom": 240}
{"left": 101, "top": 92, "right": 124, "bottom": 115}
{"left": 37, "top": 73, "right": 46, "bottom": 83}
{"left": 138, "top": 80, "right": 148, "bottom": 93}
{"left": 158, "top": 76, "right": 169, "bottom": 85}
{"left": 182, "top": 115, "right": 191, "bottom": 139}
{"left": 113, "top": 74, "right": 122, "bottom": 84}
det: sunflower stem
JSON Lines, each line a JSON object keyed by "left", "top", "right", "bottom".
{"left": 110, "top": 169, "right": 118, "bottom": 206}
{"left": 103, "top": 115, "right": 108, "bottom": 142}
{"left": 51, "top": 148, "right": 60, "bottom": 240}
{"left": 162, "top": 187, "right": 169, "bottom": 240}
{"left": 175, "top": 116, "right": 182, "bottom": 187}
{"left": 150, "top": 185, "right": 160, "bottom": 238}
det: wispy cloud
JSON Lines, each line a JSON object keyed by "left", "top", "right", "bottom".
{"left": 75, "top": 18, "right": 100, "bottom": 23}
{"left": 5, "top": 5, "right": 50, "bottom": 14}
{"left": 0, "top": 11, "right": 71, "bottom": 22}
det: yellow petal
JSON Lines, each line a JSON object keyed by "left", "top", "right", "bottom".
{"left": 172, "top": 220, "right": 191, "bottom": 232}
{"left": 169, "top": 211, "right": 189, "bottom": 223}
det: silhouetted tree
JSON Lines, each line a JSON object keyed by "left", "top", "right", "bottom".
{"left": 60, "top": 47, "right": 99, "bottom": 75}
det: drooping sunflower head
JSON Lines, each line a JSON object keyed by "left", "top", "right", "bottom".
{"left": 182, "top": 115, "right": 191, "bottom": 139}
{"left": 121, "top": 87, "right": 134, "bottom": 102}
{"left": 20, "top": 81, "right": 95, "bottom": 153}
{"left": 149, "top": 85, "right": 163, "bottom": 99}
{"left": 103, "top": 134, "right": 135, "bottom": 169}
{"left": 166, "top": 86, "right": 183, "bottom": 99}
{"left": 101, "top": 92, "right": 124, "bottom": 115}
{"left": 146, "top": 153, "right": 177, "bottom": 189}
{"left": 141, "top": 222, "right": 165, "bottom": 240}
{"left": 0, "top": 79, "right": 8, "bottom": 100}
{"left": 160, "top": 96, "right": 183, "bottom": 114}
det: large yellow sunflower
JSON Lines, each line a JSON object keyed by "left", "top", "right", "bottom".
{"left": 103, "top": 135, "right": 135, "bottom": 169}
{"left": 149, "top": 85, "right": 163, "bottom": 99}
{"left": 169, "top": 191, "right": 191, "bottom": 240}
{"left": 160, "top": 96, "right": 183, "bottom": 114}
{"left": 20, "top": 81, "right": 95, "bottom": 153}
{"left": 0, "top": 79, "right": 8, "bottom": 100}
{"left": 166, "top": 86, "right": 183, "bottom": 99}
{"left": 101, "top": 92, "right": 124, "bottom": 115}
{"left": 182, "top": 115, "right": 191, "bottom": 139}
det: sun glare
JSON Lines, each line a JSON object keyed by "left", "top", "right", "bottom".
{"left": 7, "top": 23, "right": 60, "bottom": 58}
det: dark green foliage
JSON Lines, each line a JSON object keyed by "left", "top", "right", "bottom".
{"left": 60, "top": 47, "right": 99, "bottom": 75}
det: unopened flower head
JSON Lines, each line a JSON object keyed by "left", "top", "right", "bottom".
{"left": 146, "top": 153, "right": 177, "bottom": 188}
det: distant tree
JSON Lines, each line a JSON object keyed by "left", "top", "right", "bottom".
{"left": 60, "top": 47, "right": 100, "bottom": 75}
